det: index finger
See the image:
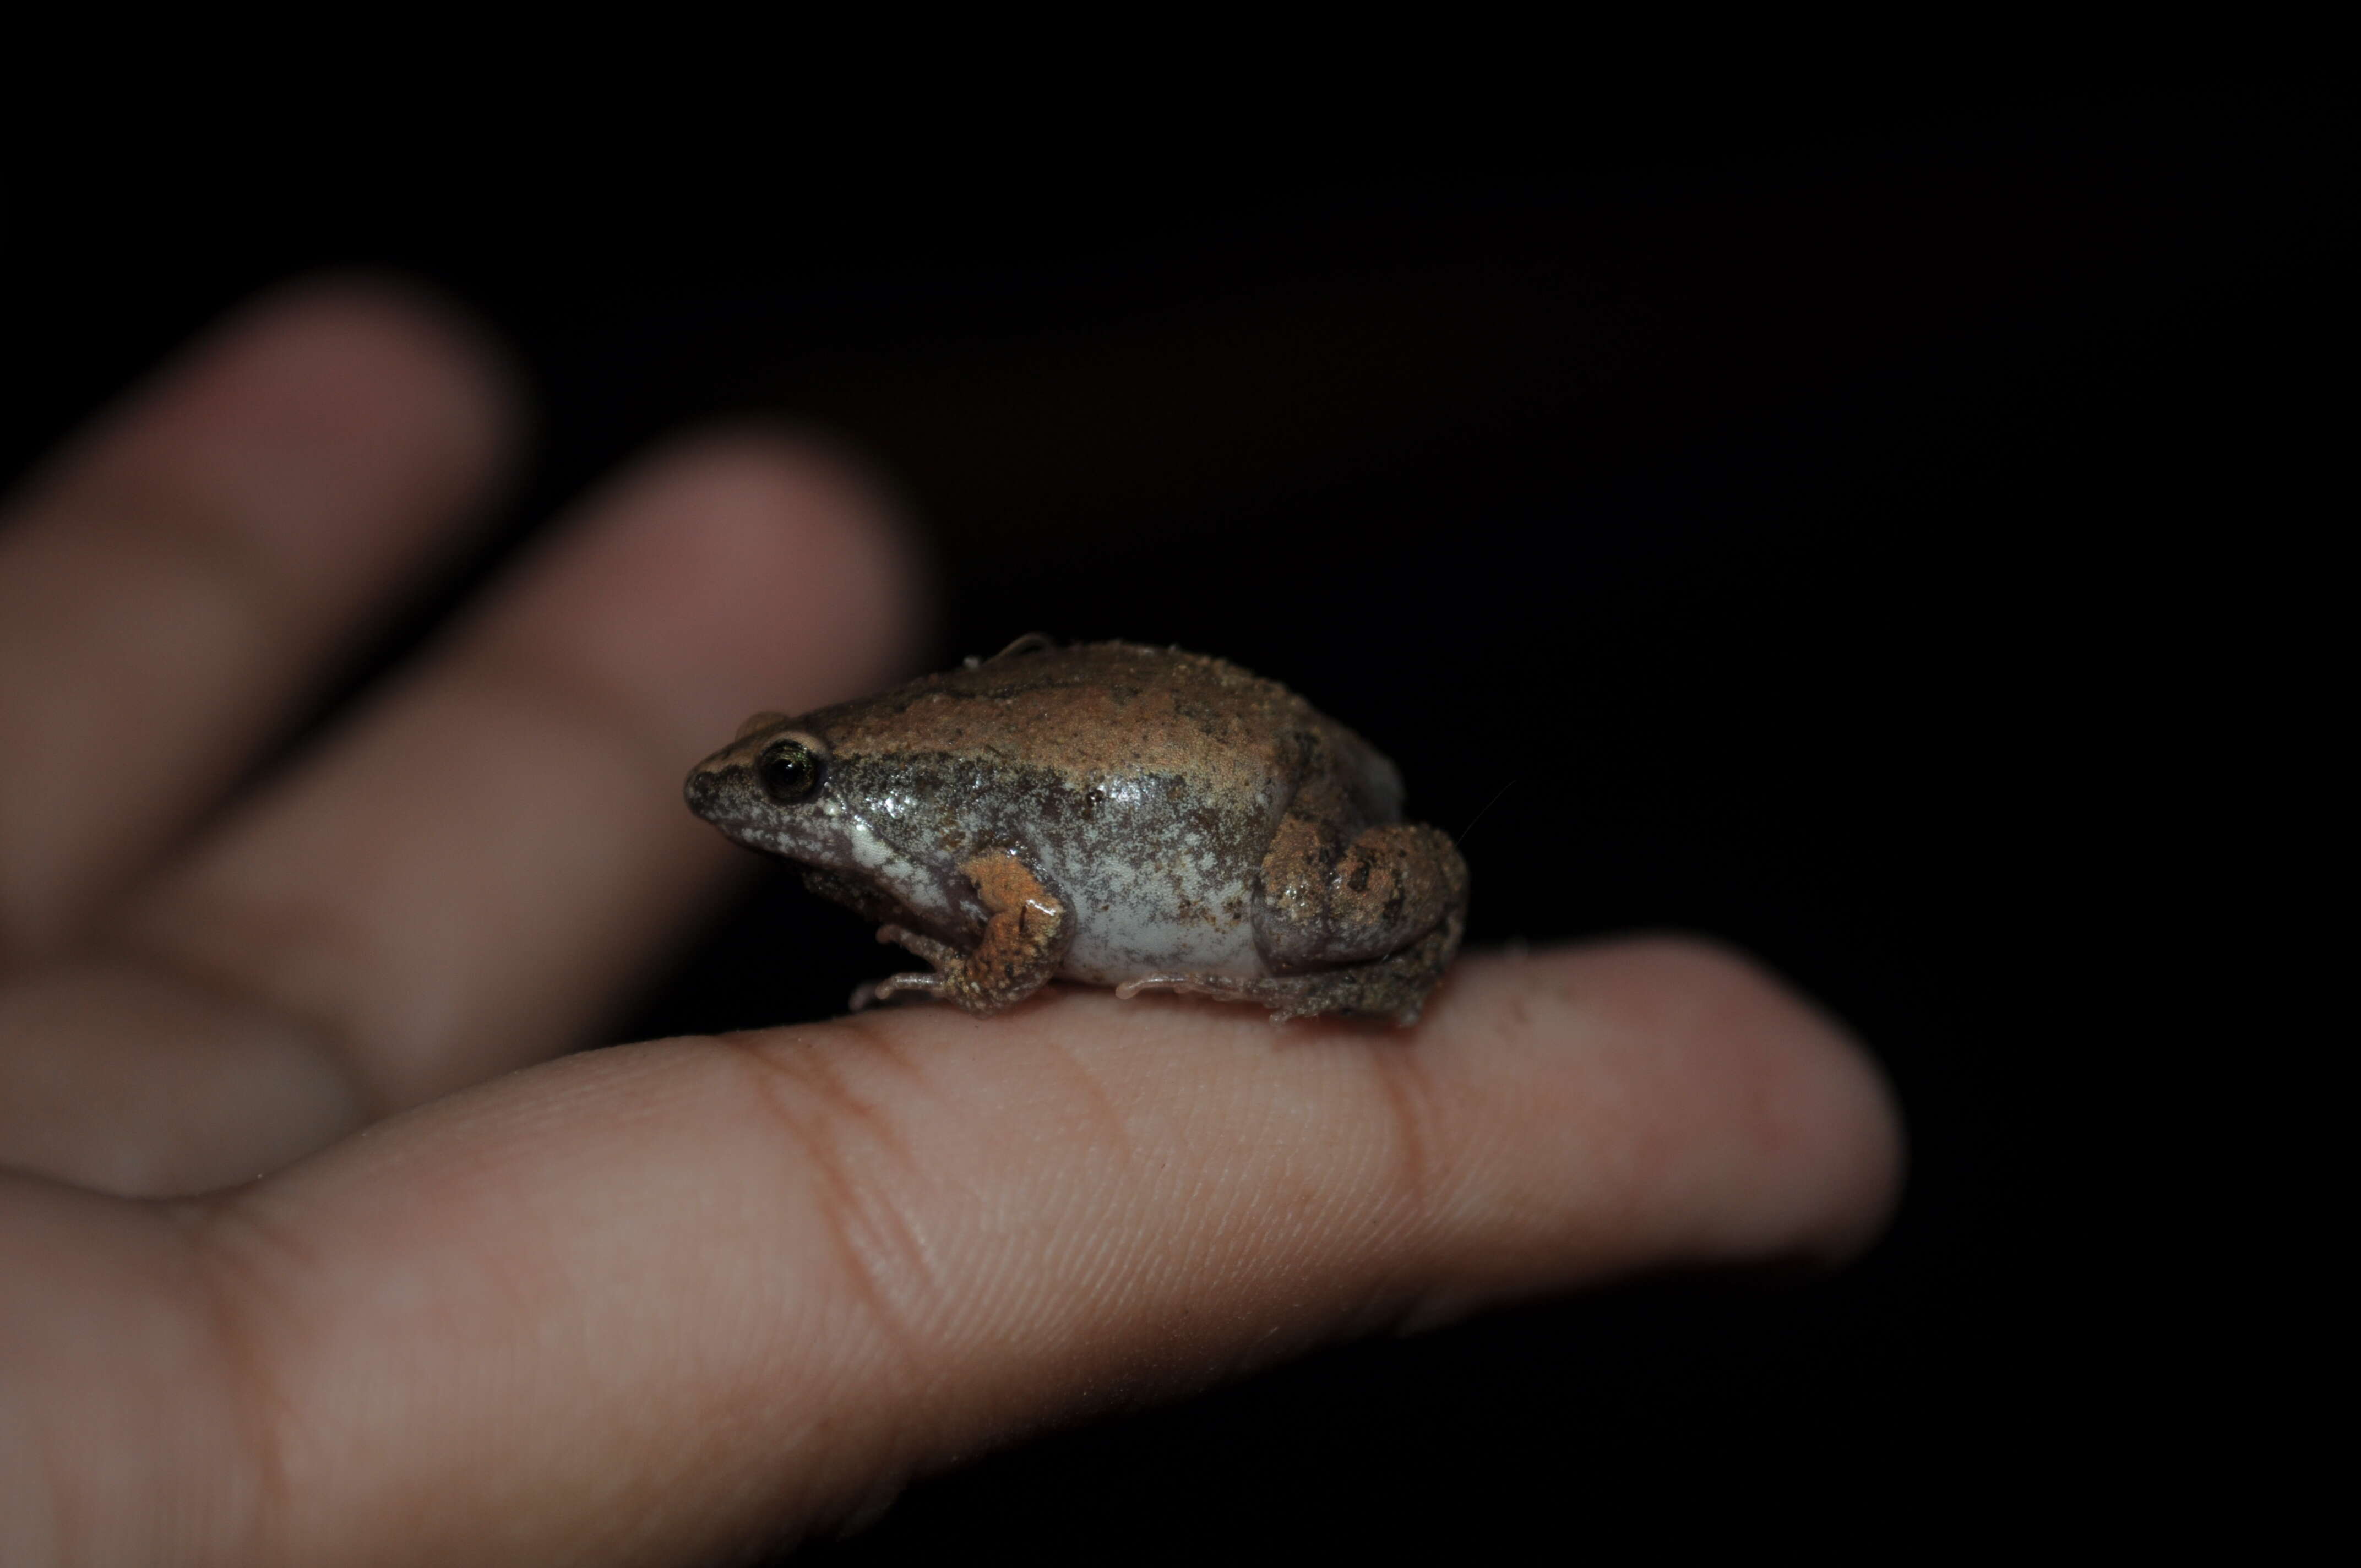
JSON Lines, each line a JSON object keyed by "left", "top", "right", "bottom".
{"left": 0, "top": 939, "right": 1901, "bottom": 1566}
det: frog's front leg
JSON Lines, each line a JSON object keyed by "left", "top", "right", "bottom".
{"left": 861, "top": 853, "right": 1071, "bottom": 1016}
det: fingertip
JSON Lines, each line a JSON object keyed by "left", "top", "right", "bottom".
{"left": 1662, "top": 935, "right": 1905, "bottom": 1265}
{"left": 508, "top": 427, "right": 931, "bottom": 756}
{"left": 139, "top": 274, "right": 529, "bottom": 575}
{"left": 240, "top": 271, "right": 530, "bottom": 432}
{"left": 688, "top": 424, "right": 935, "bottom": 697}
{"left": 1497, "top": 935, "right": 1907, "bottom": 1270}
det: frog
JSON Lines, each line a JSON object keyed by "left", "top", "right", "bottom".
{"left": 682, "top": 636, "right": 1468, "bottom": 1023}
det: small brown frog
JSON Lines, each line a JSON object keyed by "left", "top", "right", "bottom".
{"left": 683, "top": 638, "right": 1468, "bottom": 1023}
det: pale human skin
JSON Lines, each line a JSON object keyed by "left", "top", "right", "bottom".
{"left": 0, "top": 282, "right": 1904, "bottom": 1566}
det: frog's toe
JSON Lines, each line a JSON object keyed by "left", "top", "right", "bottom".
{"left": 1115, "top": 974, "right": 1269, "bottom": 1009}
{"left": 1118, "top": 973, "right": 1207, "bottom": 1000}
{"left": 876, "top": 924, "right": 961, "bottom": 966}
{"left": 855, "top": 970, "right": 949, "bottom": 1010}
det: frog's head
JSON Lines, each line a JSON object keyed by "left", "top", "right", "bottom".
{"left": 684, "top": 711, "right": 848, "bottom": 862}
{"left": 688, "top": 707, "right": 984, "bottom": 940}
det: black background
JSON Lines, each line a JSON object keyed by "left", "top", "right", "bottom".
{"left": 5, "top": 85, "right": 2337, "bottom": 1554}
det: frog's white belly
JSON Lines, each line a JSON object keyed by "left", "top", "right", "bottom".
{"left": 1025, "top": 810, "right": 1270, "bottom": 982}
{"left": 1054, "top": 867, "right": 1266, "bottom": 982}
{"left": 836, "top": 798, "right": 1272, "bottom": 982}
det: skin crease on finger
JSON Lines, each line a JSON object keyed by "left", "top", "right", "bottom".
{"left": 0, "top": 939, "right": 1901, "bottom": 1567}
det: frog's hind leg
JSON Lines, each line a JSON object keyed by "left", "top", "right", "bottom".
{"left": 1115, "top": 907, "right": 1464, "bottom": 1025}
{"left": 1259, "top": 816, "right": 1468, "bottom": 970}
{"left": 1125, "top": 810, "right": 1470, "bottom": 1024}
{"left": 859, "top": 854, "right": 1071, "bottom": 1016}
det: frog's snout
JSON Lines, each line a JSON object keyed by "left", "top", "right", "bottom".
{"left": 683, "top": 764, "right": 732, "bottom": 814}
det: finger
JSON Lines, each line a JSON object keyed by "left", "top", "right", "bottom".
{"left": 0, "top": 940, "right": 1901, "bottom": 1565}
{"left": 0, "top": 433, "right": 921, "bottom": 1198}
{"left": 0, "top": 280, "right": 522, "bottom": 961}
{"left": 90, "top": 434, "right": 921, "bottom": 1145}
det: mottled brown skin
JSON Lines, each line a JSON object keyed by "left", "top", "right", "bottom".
{"left": 683, "top": 638, "right": 1469, "bottom": 1023}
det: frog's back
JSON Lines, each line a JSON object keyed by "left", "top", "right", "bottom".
{"left": 813, "top": 640, "right": 1324, "bottom": 792}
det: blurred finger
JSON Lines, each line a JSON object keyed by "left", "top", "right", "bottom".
{"left": 0, "top": 280, "right": 521, "bottom": 961}
{"left": 0, "top": 939, "right": 1901, "bottom": 1565}
{"left": 95, "top": 434, "right": 921, "bottom": 1147}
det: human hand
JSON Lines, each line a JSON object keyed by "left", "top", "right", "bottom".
{"left": 0, "top": 284, "right": 1902, "bottom": 1565}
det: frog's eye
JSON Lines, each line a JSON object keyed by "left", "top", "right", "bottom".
{"left": 757, "top": 737, "right": 826, "bottom": 803}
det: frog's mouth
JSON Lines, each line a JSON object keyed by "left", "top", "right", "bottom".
{"left": 681, "top": 760, "right": 764, "bottom": 837}
{"left": 683, "top": 762, "right": 829, "bottom": 857}
{"left": 683, "top": 764, "right": 972, "bottom": 935}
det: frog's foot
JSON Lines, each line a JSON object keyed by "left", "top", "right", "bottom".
{"left": 1112, "top": 971, "right": 1339, "bottom": 1027}
{"left": 1116, "top": 911, "right": 1462, "bottom": 1026}
{"left": 855, "top": 855, "right": 1071, "bottom": 1017}
{"left": 852, "top": 927, "right": 958, "bottom": 1010}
